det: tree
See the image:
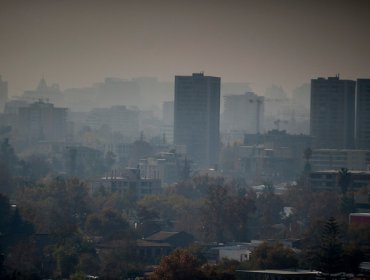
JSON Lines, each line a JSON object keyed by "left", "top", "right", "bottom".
{"left": 76, "top": 252, "right": 100, "bottom": 277}
{"left": 3, "top": 240, "right": 41, "bottom": 279}
{"left": 0, "top": 138, "right": 18, "bottom": 196}
{"left": 137, "top": 206, "right": 161, "bottom": 237}
{"left": 22, "top": 154, "right": 51, "bottom": 181}
{"left": 337, "top": 168, "right": 355, "bottom": 216}
{"left": 99, "top": 239, "right": 143, "bottom": 279}
{"left": 16, "top": 178, "right": 92, "bottom": 238}
{"left": 315, "top": 217, "right": 344, "bottom": 274}
{"left": 150, "top": 249, "right": 204, "bottom": 280}
{"left": 338, "top": 168, "right": 351, "bottom": 194}
{"left": 282, "top": 185, "right": 342, "bottom": 233}
{"left": 248, "top": 242, "right": 298, "bottom": 270}
{"left": 52, "top": 241, "right": 80, "bottom": 279}
{"left": 84, "top": 209, "right": 131, "bottom": 241}
{"left": 0, "top": 193, "right": 12, "bottom": 234}
{"left": 253, "top": 185, "right": 284, "bottom": 238}
{"left": 138, "top": 193, "right": 203, "bottom": 238}
{"left": 202, "top": 258, "right": 238, "bottom": 280}
{"left": 0, "top": 193, "right": 33, "bottom": 241}
{"left": 202, "top": 184, "right": 255, "bottom": 243}
{"left": 341, "top": 224, "right": 370, "bottom": 274}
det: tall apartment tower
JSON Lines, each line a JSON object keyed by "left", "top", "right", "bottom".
{"left": 356, "top": 79, "right": 370, "bottom": 149}
{"left": 223, "top": 92, "right": 264, "bottom": 134}
{"left": 310, "top": 76, "right": 356, "bottom": 149}
{"left": 0, "top": 76, "right": 8, "bottom": 112}
{"left": 174, "top": 73, "right": 220, "bottom": 167}
{"left": 18, "top": 100, "right": 68, "bottom": 144}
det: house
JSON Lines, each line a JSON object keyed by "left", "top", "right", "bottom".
{"left": 136, "top": 231, "right": 195, "bottom": 264}
{"left": 136, "top": 239, "right": 171, "bottom": 263}
{"left": 144, "top": 231, "right": 194, "bottom": 248}
{"left": 213, "top": 244, "right": 252, "bottom": 262}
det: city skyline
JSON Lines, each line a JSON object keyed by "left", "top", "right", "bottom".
{"left": 1, "top": 0, "right": 370, "bottom": 97}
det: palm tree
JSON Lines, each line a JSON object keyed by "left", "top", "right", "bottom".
{"left": 337, "top": 168, "right": 351, "bottom": 194}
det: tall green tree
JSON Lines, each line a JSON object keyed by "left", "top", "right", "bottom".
{"left": 316, "top": 217, "right": 344, "bottom": 274}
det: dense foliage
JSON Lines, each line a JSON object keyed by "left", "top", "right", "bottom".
{"left": 0, "top": 139, "right": 369, "bottom": 279}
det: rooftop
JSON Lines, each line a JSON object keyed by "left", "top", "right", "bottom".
{"left": 237, "top": 269, "right": 318, "bottom": 275}
{"left": 145, "top": 231, "right": 181, "bottom": 241}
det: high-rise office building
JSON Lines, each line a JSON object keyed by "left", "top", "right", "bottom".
{"left": 174, "top": 73, "right": 220, "bottom": 167}
{"left": 310, "top": 76, "right": 355, "bottom": 149}
{"left": 0, "top": 76, "right": 8, "bottom": 112}
{"left": 356, "top": 79, "right": 370, "bottom": 149}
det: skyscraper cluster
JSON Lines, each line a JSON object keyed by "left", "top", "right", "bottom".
{"left": 310, "top": 76, "right": 370, "bottom": 149}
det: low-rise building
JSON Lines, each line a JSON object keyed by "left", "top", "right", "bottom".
{"left": 349, "top": 213, "right": 370, "bottom": 225}
{"left": 89, "top": 168, "right": 161, "bottom": 199}
{"left": 139, "top": 152, "right": 188, "bottom": 184}
{"left": 311, "top": 149, "right": 370, "bottom": 171}
{"left": 213, "top": 244, "right": 252, "bottom": 262}
{"left": 239, "top": 130, "right": 311, "bottom": 183}
{"left": 137, "top": 231, "right": 195, "bottom": 264}
{"left": 309, "top": 170, "right": 370, "bottom": 191}
{"left": 239, "top": 145, "right": 297, "bottom": 183}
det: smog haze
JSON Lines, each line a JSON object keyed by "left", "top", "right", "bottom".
{"left": 1, "top": 0, "right": 370, "bottom": 96}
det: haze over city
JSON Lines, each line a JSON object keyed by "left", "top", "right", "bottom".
{"left": 1, "top": 1, "right": 370, "bottom": 279}
{"left": 1, "top": 0, "right": 370, "bottom": 96}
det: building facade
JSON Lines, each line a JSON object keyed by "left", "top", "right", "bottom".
{"left": 18, "top": 100, "right": 68, "bottom": 144}
{"left": 310, "top": 149, "right": 370, "bottom": 171}
{"left": 310, "top": 76, "right": 356, "bottom": 149}
{"left": 356, "top": 79, "right": 370, "bottom": 149}
{"left": 89, "top": 168, "right": 161, "bottom": 200}
{"left": 309, "top": 170, "right": 370, "bottom": 191}
{"left": 161, "top": 101, "right": 174, "bottom": 144}
{"left": 174, "top": 73, "right": 220, "bottom": 167}
{"left": 86, "top": 105, "right": 139, "bottom": 142}
{"left": 22, "top": 78, "right": 63, "bottom": 106}
{"left": 222, "top": 92, "right": 264, "bottom": 134}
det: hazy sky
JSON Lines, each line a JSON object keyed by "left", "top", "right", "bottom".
{"left": 1, "top": 0, "right": 370, "bottom": 96}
